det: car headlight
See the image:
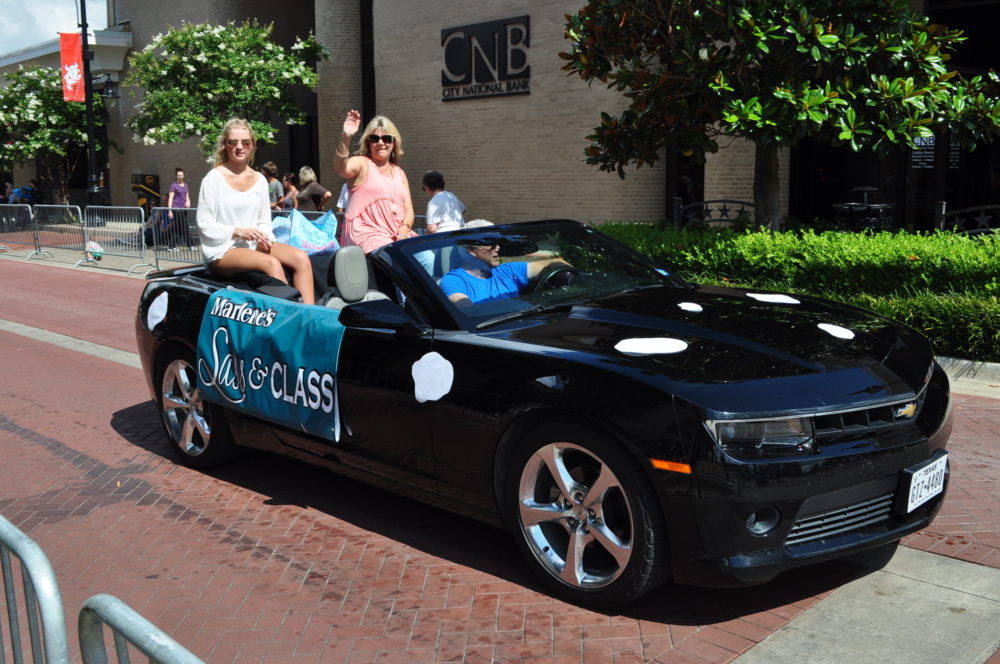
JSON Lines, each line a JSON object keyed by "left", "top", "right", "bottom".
{"left": 705, "top": 417, "right": 816, "bottom": 460}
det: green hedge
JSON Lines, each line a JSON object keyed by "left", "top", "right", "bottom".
{"left": 600, "top": 224, "right": 1000, "bottom": 362}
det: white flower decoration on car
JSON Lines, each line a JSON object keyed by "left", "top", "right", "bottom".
{"left": 615, "top": 337, "right": 689, "bottom": 355}
{"left": 747, "top": 293, "right": 801, "bottom": 305}
{"left": 818, "top": 323, "right": 856, "bottom": 340}
{"left": 146, "top": 292, "right": 169, "bottom": 331}
{"left": 412, "top": 352, "right": 454, "bottom": 403}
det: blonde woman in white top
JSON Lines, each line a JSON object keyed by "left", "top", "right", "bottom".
{"left": 196, "top": 119, "right": 315, "bottom": 305}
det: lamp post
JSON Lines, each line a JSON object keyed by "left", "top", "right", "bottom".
{"left": 78, "top": 0, "right": 102, "bottom": 205}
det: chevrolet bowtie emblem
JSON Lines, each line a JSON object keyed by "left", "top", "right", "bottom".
{"left": 895, "top": 402, "right": 917, "bottom": 419}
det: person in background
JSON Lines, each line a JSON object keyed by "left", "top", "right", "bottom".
{"left": 196, "top": 118, "right": 315, "bottom": 305}
{"left": 261, "top": 161, "right": 284, "bottom": 210}
{"left": 334, "top": 109, "right": 416, "bottom": 253}
{"left": 296, "top": 166, "right": 332, "bottom": 212}
{"left": 1, "top": 182, "right": 12, "bottom": 204}
{"left": 16, "top": 180, "right": 38, "bottom": 205}
{"left": 279, "top": 172, "right": 299, "bottom": 210}
{"left": 336, "top": 183, "right": 350, "bottom": 214}
{"left": 422, "top": 170, "right": 465, "bottom": 234}
{"left": 164, "top": 167, "right": 191, "bottom": 248}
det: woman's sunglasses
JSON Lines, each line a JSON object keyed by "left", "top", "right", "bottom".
{"left": 368, "top": 134, "right": 395, "bottom": 144}
{"left": 225, "top": 139, "right": 253, "bottom": 148}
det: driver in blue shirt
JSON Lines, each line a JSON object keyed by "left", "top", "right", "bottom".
{"left": 440, "top": 240, "right": 568, "bottom": 306}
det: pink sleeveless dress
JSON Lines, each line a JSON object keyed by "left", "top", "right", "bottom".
{"left": 342, "top": 158, "right": 416, "bottom": 253}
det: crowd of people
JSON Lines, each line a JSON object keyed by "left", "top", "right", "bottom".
{"left": 0, "top": 180, "right": 38, "bottom": 205}
{"left": 5, "top": 110, "right": 483, "bottom": 307}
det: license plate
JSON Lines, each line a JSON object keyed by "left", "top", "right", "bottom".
{"left": 906, "top": 454, "right": 948, "bottom": 513}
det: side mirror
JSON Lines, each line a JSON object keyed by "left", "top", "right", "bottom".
{"left": 338, "top": 298, "right": 425, "bottom": 337}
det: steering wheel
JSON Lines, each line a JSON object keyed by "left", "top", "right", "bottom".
{"left": 532, "top": 264, "right": 577, "bottom": 293}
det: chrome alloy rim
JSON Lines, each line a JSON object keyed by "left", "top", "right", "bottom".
{"left": 160, "top": 358, "right": 211, "bottom": 456}
{"left": 517, "top": 442, "right": 634, "bottom": 589}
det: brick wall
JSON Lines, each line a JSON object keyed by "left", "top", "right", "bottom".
{"left": 704, "top": 137, "right": 790, "bottom": 221}
{"left": 323, "top": 0, "right": 667, "bottom": 225}
{"left": 315, "top": 0, "right": 363, "bottom": 200}
{"left": 99, "top": 0, "right": 758, "bottom": 221}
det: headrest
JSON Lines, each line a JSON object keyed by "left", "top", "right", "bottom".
{"left": 332, "top": 245, "right": 369, "bottom": 303}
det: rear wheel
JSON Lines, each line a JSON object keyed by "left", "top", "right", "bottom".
{"left": 503, "top": 421, "right": 669, "bottom": 607}
{"left": 156, "top": 346, "right": 239, "bottom": 468}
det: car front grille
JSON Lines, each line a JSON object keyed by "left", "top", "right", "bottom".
{"left": 785, "top": 492, "right": 894, "bottom": 547}
{"left": 813, "top": 390, "right": 927, "bottom": 443}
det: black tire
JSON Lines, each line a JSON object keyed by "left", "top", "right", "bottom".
{"left": 155, "top": 345, "right": 239, "bottom": 469}
{"left": 502, "top": 420, "right": 670, "bottom": 607}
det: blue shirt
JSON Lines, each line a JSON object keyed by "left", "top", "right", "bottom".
{"left": 440, "top": 262, "right": 530, "bottom": 304}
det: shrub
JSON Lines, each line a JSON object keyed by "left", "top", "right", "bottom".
{"left": 601, "top": 223, "right": 1000, "bottom": 361}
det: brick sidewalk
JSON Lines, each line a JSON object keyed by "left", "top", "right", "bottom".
{"left": 902, "top": 392, "right": 1000, "bottom": 569}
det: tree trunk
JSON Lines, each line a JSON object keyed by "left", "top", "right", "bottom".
{"left": 753, "top": 140, "right": 780, "bottom": 230}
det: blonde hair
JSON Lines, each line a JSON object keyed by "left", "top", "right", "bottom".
{"left": 212, "top": 118, "right": 257, "bottom": 167}
{"left": 358, "top": 115, "right": 404, "bottom": 163}
{"left": 298, "top": 165, "right": 317, "bottom": 186}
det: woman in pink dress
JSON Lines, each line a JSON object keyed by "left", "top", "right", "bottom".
{"left": 333, "top": 110, "right": 416, "bottom": 253}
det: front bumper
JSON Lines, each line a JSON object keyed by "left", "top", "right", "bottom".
{"left": 665, "top": 366, "right": 953, "bottom": 588}
{"left": 672, "top": 452, "right": 948, "bottom": 586}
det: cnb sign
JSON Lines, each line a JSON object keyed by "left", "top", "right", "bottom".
{"left": 441, "top": 16, "right": 530, "bottom": 102}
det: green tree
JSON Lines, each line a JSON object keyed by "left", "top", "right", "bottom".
{"left": 561, "top": 0, "right": 1000, "bottom": 227}
{"left": 0, "top": 66, "right": 107, "bottom": 203}
{"left": 124, "top": 20, "right": 326, "bottom": 157}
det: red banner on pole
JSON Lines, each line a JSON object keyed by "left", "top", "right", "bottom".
{"left": 59, "top": 33, "right": 85, "bottom": 102}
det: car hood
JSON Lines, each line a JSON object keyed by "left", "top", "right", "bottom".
{"left": 491, "top": 284, "right": 932, "bottom": 412}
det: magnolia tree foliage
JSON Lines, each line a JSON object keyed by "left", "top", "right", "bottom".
{"left": 124, "top": 20, "right": 326, "bottom": 157}
{"left": 0, "top": 66, "right": 107, "bottom": 202}
{"left": 561, "top": 0, "right": 1000, "bottom": 226}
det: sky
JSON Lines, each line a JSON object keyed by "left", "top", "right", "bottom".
{"left": 0, "top": 1, "right": 108, "bottom": 56}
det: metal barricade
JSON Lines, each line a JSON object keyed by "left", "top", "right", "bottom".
{"left": 0, "top": 514, "right": 70, "bottom": 664}
{"left": 148, "top": 208, "right": 201, "bottom": 270}
{"left": 2, "top": 515, "right": 205, "bottom": 664}
{"left": 32, "top": 205, "right": 86, "bottom": 262}
{"left": 83, "top": 206, "right": 155, "bottom": 273}
{"left": 0, "top": 204, "right": 50, "bottom": 259}
{"left": 78, "top": 594, "right": 204, "bottom": 664}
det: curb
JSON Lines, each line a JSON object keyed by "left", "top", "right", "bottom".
{"left": 939, "top": 356, "right": 1000, "bottom": 399}
{"left": 938, "top": 356, "right": 1000, "bottom": 386}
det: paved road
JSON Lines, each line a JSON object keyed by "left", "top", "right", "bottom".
{"left": 1, "top": 256, "right": 998, "bottom": 664}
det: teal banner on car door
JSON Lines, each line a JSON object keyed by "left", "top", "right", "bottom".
{"left": 196, "top": 290, "right": 347, "bottom": 441}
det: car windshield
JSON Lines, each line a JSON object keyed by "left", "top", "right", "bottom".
{"left": 398, "top": 221, "right": 688, "bottom": 326}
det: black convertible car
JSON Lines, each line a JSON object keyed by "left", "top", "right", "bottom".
{"left": 135, "top": 220, "right": 952, "bottom": 607}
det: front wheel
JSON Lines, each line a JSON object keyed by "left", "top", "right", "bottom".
{"left": 155, "top": 346, "right": 239, "bottom": 469}
{"left": 503, "top": 421, "right": 670, "bottom": 607}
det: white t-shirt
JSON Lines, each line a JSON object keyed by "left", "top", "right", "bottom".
{"left": 426, "top": 190, "right": 466, "bottom": 233}
{"left": 197, "top": 168, "right": 274, "bottom": 262}
{"left": 337, "top": 183, "right": 350, "bottom": 211}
